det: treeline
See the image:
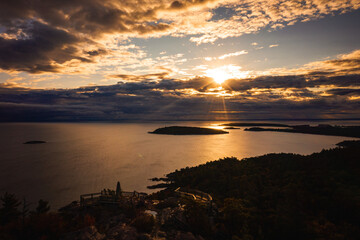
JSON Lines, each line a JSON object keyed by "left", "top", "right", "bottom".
{"left": 151, "top": 140, "right": 360, "bottom": 239}
{"left": 0, "top": 193, "right": 98, "bottom": 239}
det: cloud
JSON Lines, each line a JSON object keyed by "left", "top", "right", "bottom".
{"left": 204, "top": 50, "right": 248, "bottom": 61}
{"left": 1, "top": 67, "right": 359, "bottom": 121}
{"left": 326, "top": 88, "right": 360, "bottom": 97}
{"left": 1, "top": 0, "right": 360, "bottom": 74}
{"left": 269, "top": 44, "right": 279, "bottom": 48}
{"left": 0, "top": 2, "right": 359, "bottom": 121}
{"left": 0, "top": 86, "right": 358, "bottom": 122}
{"left": 188, "top": 0, "right": 360, "bottom": 44}
{"left": 218, "top": 50, "right": 248, "bottom": 60}
{"left": 0, "top": 20, "right": 109, "bottom": 73}
{"left": 223, "top": 74, "right": 360, "bottom": 92}
{"left": 109, "top": 72, "right": 172, "bottom": 81}
{"left": 305, "top": 50, "right": 360, "bottom": 75}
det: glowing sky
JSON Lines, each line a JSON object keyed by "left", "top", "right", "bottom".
{"left": 0, "top": 0, "right": 359, "bottom": 121}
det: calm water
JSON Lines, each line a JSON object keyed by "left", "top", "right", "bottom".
{"left": 0, "top": 122, "right": 357, "bottom": 209}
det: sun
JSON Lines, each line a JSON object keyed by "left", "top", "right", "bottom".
{"left": 205, "top": 65, "right": 247, "bottom": 84}
{"left": 205, "top": 68, "right": 231, "bottom": 84}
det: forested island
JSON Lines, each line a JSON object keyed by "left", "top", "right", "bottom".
{"left": 221, "top": 122, "right": 290, "bottom": 127}
{"left": 221, "top": 122, "right": 360, "bottom": 138}
{"left": 244, "top": 124, "right": 360, "bottom": 138}
{"left": 1, "top": 140, "right": 359, "bottom": 239}
{"left": 149, "top": 126, "right": 229, "bottom": 135}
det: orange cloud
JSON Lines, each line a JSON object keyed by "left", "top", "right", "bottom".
{"left": 0, "top": 0, "right": 359, "bottom": 74}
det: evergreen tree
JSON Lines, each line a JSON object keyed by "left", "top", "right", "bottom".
{"left": 116, "top": 181, "right": 122, "bottom": 197}
{"left": 35, "top": 199, "right": 50, "bottom": 214}
{"left": 0, "top": 192, "right": 21, "bottom": 225}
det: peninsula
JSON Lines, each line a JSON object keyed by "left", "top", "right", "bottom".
{"left": 149, "top": 126, "right": 228, "bottom": 135}
{"left": 148, "top": 140, "right": 360, "bottom": 239}
{"left": 244, "top": 124, "right": 360, "bottom": 138}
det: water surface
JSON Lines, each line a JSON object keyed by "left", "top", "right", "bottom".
{"left": 0, "top": 122, "right": 356, "bottom": 209}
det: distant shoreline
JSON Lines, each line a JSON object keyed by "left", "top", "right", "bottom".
{"left": 221, "top": 122, "right": 290, "bottom": 127}
{"left": 23, "top": 140, "right": 47, "bottom": 144}
{"left": 243, "top": 125, "right": 360, "bottom": 138}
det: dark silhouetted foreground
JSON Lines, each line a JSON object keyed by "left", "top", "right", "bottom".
{"left": 150, "top": 140, "right": 360, "bottom": 239}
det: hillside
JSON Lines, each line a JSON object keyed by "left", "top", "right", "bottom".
{"left": 150, "top": 140, "right": 360, "bottom": 239}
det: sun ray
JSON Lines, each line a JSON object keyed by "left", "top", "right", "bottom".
{"left": 221, "top": 96, "right": 229, "bottom": 121}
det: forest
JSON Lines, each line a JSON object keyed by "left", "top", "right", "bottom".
{"left": 150, "top": 140, "right": 360, "bottom": 239}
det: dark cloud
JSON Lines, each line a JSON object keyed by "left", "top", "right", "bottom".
{"left": 0, "top": 0, "right": 176, "bottom": 73}
{"left": 86, "top": 49, "right": 107, "bottom": 56}
{"left": 110, "top": 72, "right": 172, "bottom": 81}
{"left": 105, "top": 76, "right": 217, "bottom": 92}
{"left": 324, "top": 58, "right": 360, "bottom": 68}
{"left": 1, "top": 73, "right": 359, "bottom": 121}
{"left": 222, "top": 74, "right": 360, "bottom": 92}
{"left": 0, "top": 0, "right": 158, "bottom": 36}
{"left": 0, "top": 21, "right": 86, "bottom": 73}
{"left": 171, "top": 1, "right": 185, "bottom": 9}
{"left": 1, "top": 0, "right": 360, "bottom": 73}
{"left": 326, "top": 88, "right": 360, "bottom": 96}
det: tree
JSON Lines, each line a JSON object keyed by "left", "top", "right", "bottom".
{"left": 0, "top": 192, "right": 21, "bottom": 225}
{"left": 35, "top": 200, "right": 50, "bottom": 214}
{"left": 116, "top": 181, "right": 122, "bottom": 198}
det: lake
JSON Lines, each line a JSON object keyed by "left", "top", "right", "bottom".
{"left": 0, "top": 122, "right": 357, "bottom": 209}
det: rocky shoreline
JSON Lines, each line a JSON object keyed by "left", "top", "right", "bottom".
{"left": 58, "top": 187, "right": 213, "bottom": 240}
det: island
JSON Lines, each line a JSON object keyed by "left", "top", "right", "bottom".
{"left": 221, "top": 122, "right": 360, "bottom": 138}
{"left": 221, "top": 122, "right": 290, "bottom": 127}
{"left": 244, "top": 124, "right": 360, "bottom": 138}
{"left": 23, "top": 140, "right": 47, "bottom": 144}
{"left": 149, "top": 126, "right": 229, "bottom": 135}
{"left": 223, "top": 126, "right": 240, "bottom": 129}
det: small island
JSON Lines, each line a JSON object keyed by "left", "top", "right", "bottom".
{"left": 223, "top": 126, "right": 240, "bottom": 129}
{"left": 23, "top": 140, "right": 47, "bottom": 144}
{"left": 149, "top": 126, "right": 229, "bottom": 135}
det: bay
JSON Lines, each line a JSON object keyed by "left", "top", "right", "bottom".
{"left": 0, "top": 122, "right": 356, "bottom": 209}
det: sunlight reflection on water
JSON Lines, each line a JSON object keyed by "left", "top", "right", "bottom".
{"left": 0, "top": 121, "right": 357, "bottom": 209}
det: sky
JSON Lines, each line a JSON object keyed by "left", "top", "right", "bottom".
{"left": 0, "top": 0, "right": 359, "bottom": 121}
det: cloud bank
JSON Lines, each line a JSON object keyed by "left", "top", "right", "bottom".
{"left": 1, "top": 50, "right": 359, "bottom": 121}
{"left": 0, "top": 0, "right": 359, "bottom": 73}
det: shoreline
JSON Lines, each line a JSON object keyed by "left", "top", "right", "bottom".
{"left": 1, "top": 140, "right": 359, "bottom": 239}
